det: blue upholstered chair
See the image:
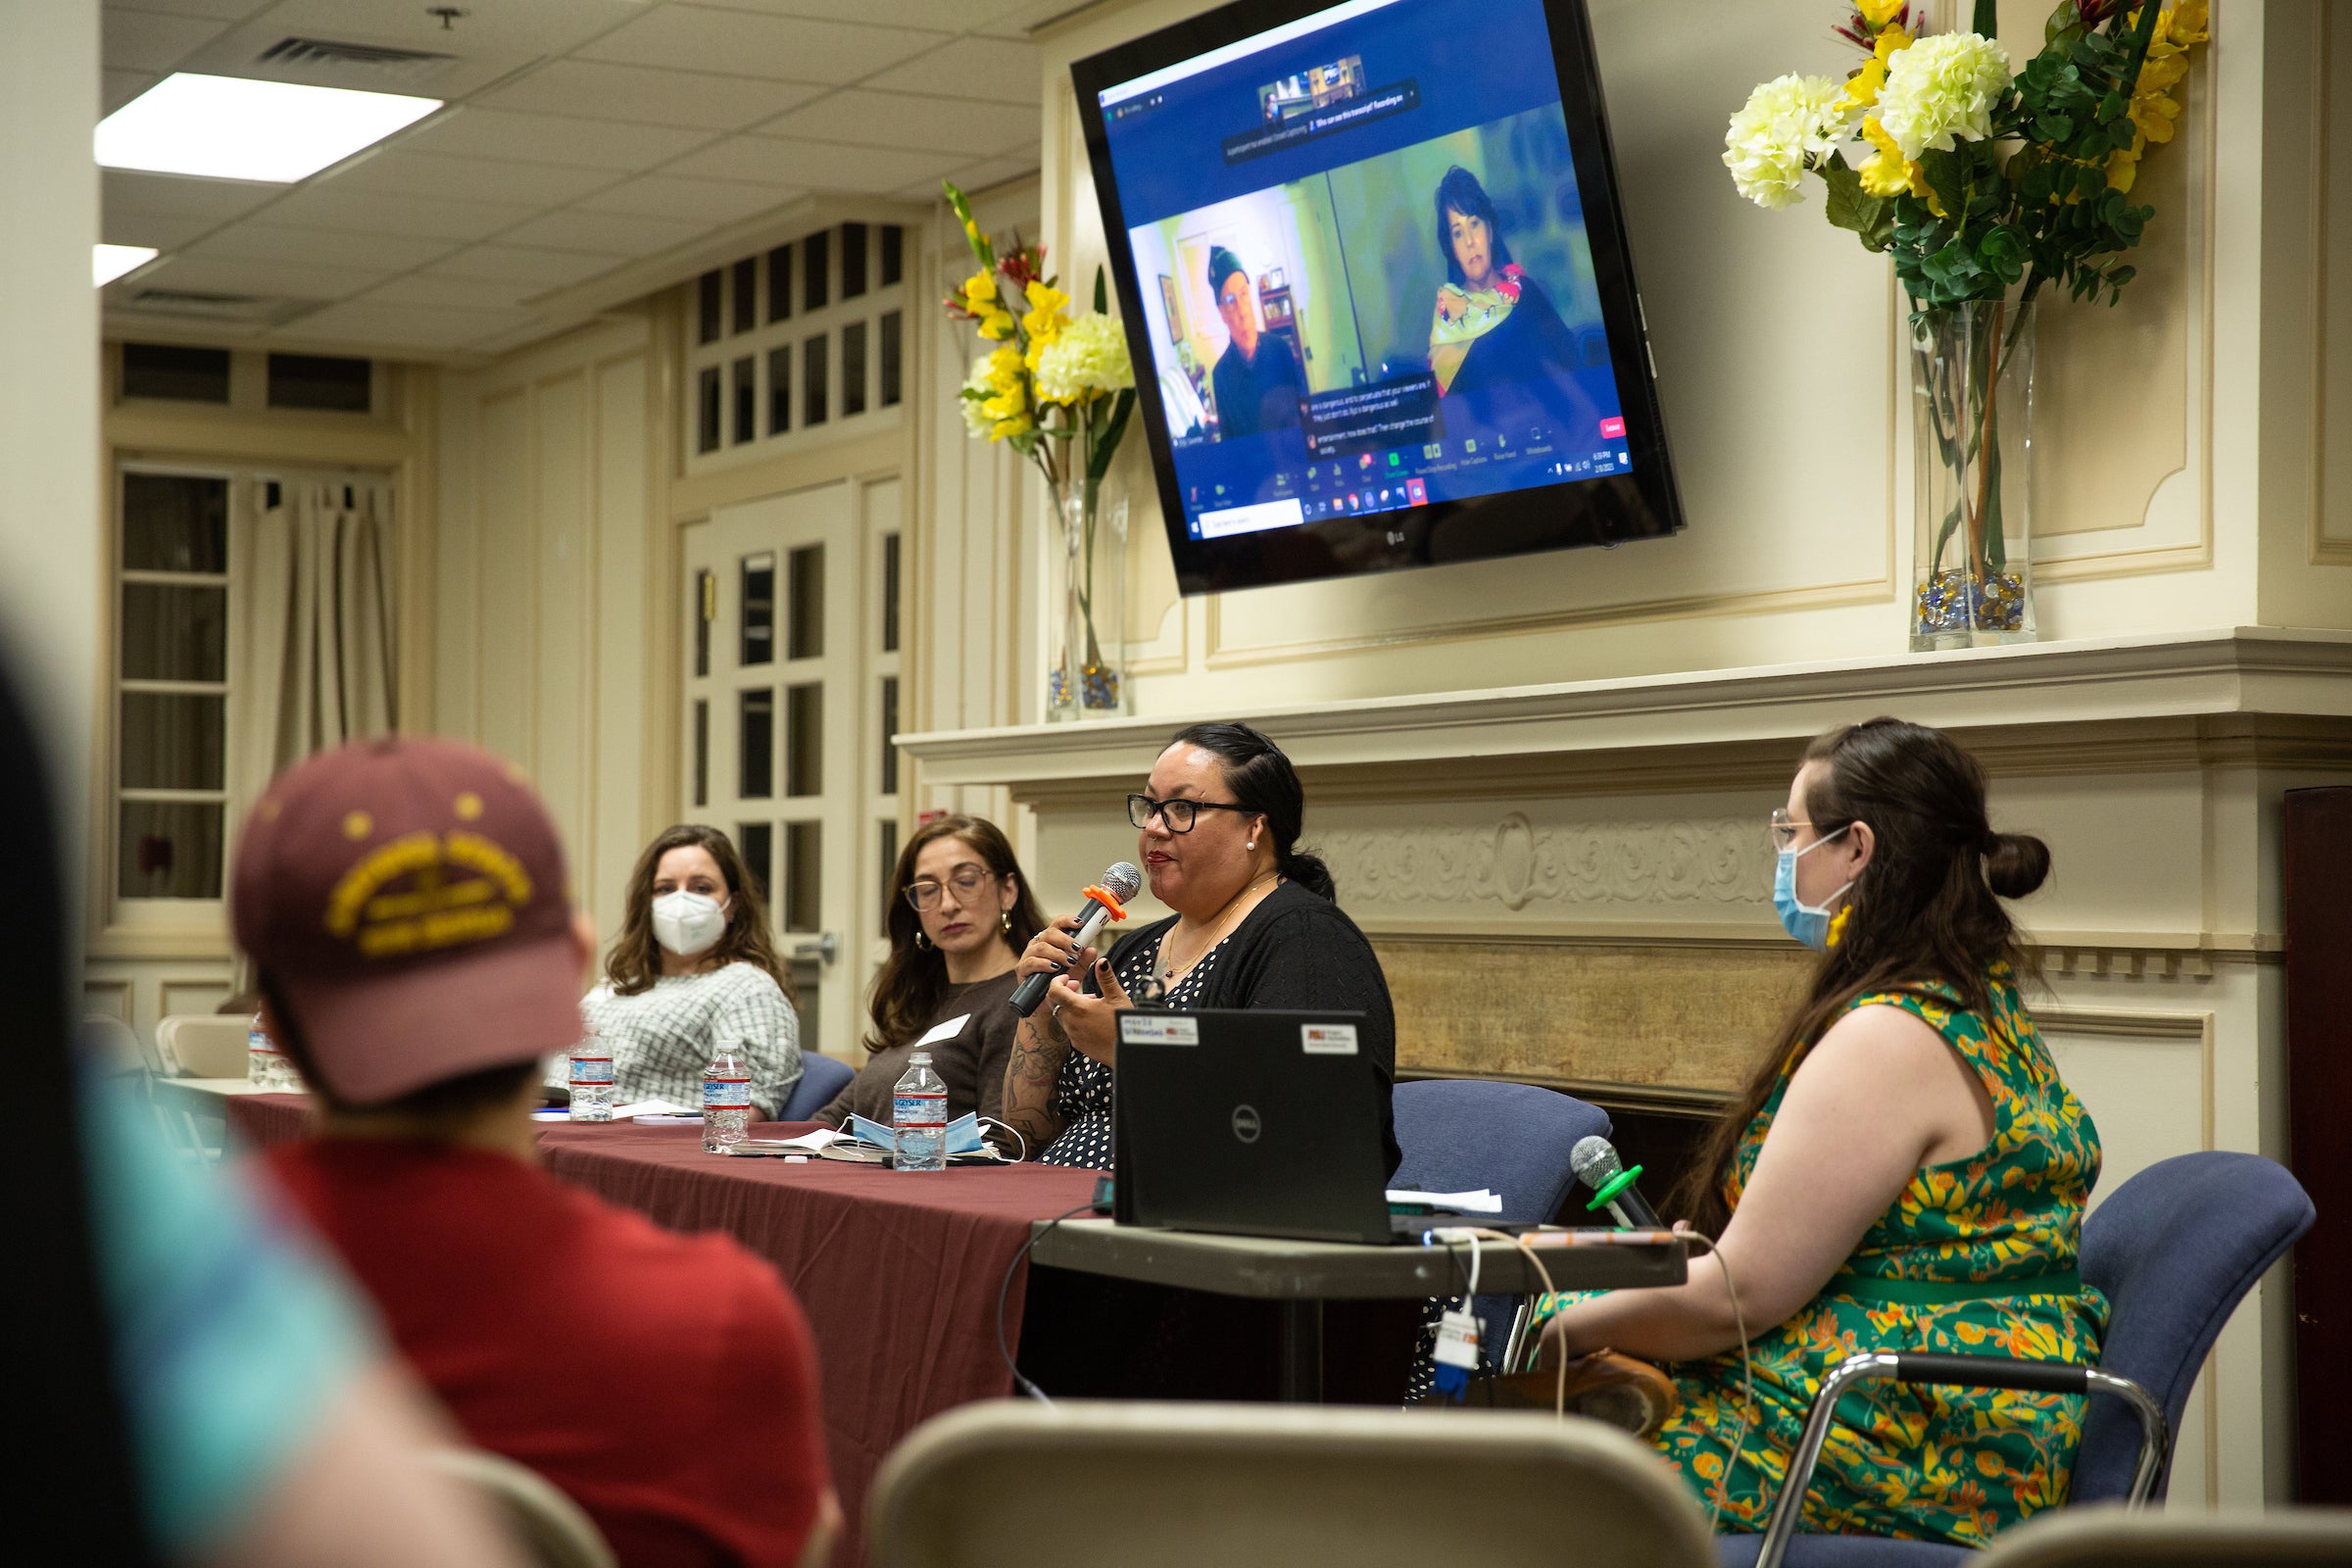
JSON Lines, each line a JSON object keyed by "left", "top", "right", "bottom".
{"left": 1390, "top": 1078, "right": 1611, "bottom": 1359}
{"left": 1720, "top": 1151, "right": 2317, "bottom": 1568}
{"left": 776, "top": 1052, "right": 856, "bottom": 1122}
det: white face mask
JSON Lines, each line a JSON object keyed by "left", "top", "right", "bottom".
{"left": 651, "top": 890, "right": 729, "bottom": 957}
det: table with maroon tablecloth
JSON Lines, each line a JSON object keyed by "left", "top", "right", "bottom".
{"left": 225, "top": 1095, "right": 1097, "bottom": 1565}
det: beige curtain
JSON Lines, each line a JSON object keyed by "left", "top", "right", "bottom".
{"left": 238, "top": 477, "right": 398, "bottom": 792}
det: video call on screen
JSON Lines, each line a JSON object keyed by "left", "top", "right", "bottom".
{"left": 1099, "top": 0, "right": 1636, "bottom": 547}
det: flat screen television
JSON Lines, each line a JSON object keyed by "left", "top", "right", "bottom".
{"left": 1072, "top": 0, "right": 1683, "bottom": 596}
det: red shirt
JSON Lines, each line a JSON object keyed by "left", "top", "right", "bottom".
{"left": 267, "top": 1139, "right": 828, "bottom": 1567}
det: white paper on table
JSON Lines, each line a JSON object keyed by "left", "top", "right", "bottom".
{"left": 610, "top": 1099, "right": 697, "bottom": 1120}
{"left": 1386, "top": 1188, "right": 1504, "bottom": 1214}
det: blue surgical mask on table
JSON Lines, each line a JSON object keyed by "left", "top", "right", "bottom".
{"left": 1773, "top": 824, "right": 1854, "bottom": 951}
{"left": 651, "top": 890, "right": 728, "bottom": 956}
{"left": 850, "top": 1111, "right": 986, "bottom": 1156}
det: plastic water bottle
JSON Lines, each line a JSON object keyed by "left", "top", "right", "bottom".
{"left": 568, "top": 1032, "right": 614, "bottom": 1121}
{"left": 703, "top": 1041, "right": 752, "bottom": 1152}
{"left": 892, "top": 1050, "right": 948, "bottom": 1172}
{"left": 246, "top": 1011, "right": 297, "bottom": 1090}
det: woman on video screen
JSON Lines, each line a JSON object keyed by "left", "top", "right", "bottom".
{"left": 1426, "top": 165, "right": 1596, "bottom": 441}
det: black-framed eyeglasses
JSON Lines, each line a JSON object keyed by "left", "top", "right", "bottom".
{"left": 1127, "top": 793, "right": 1255, "bottom": 834}
{"left": 904, "top": 867, "right": 997, "bottom": 911}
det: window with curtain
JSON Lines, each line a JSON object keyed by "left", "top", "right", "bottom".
{"left": 111, "top": 465, "right": 398, "bottom": 911}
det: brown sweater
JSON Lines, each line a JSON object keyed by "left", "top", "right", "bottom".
{"left": 812, "top": 967, "right": 1021, "bottom": 1133}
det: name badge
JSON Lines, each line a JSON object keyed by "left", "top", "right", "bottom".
{"left": 1301, "top": 1023, "right": 1358, "bottom": 1054}
{"left": 1120, "top": 1014, "right": 1200, "bottom": 1045}
{"left": 914, "top": 1013, "right": 971, "bottom": 1049}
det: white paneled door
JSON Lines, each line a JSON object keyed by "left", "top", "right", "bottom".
{"left": 682, "top": 478, "right": 898, "bottom": 1060}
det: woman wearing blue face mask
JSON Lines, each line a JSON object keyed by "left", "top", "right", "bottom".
{"left": 1532, "top": 718, "right": 2104, "bottom": 1548}
{"left": 574, "top": 824, "right": 803, "bottom": 1117}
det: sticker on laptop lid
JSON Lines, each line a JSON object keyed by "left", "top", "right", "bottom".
{"left": 1120, "top": 1014, "right": 1200, "bottom": 1045}
{"left": 1301, "top": 1023, "right": 1358, "bottom": 1054}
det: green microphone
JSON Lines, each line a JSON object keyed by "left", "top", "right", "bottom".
{"left": 1572, "top": 1135, "right": 1663, "bottom": 1229}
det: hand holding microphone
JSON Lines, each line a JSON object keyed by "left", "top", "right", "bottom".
{"left": 1010, "top": 861, "right": 1143, "bottom": 1017}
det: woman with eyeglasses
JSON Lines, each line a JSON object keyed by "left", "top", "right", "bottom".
{"left": 812, "top": 813, "right": 1047, "bottom": 1139}
{"left": 1002, "top": 721, "right": 1398, "bottom": 1173}
{"left": 1530, "top": 718, "right": 2105, "bottom": 1546}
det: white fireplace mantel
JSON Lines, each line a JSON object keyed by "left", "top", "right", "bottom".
{"left": 900, "top": 626, "right": 2352, "bottom": 795}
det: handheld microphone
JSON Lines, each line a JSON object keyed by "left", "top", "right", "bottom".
{"left": 1009, "top": 860, "right": 1144, "bottom": 1017}
{"left": 1571, "top": 1135, "right": 1663, "bottom": 1230}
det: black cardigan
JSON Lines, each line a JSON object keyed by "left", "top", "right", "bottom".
{"left": 1102, "top": 879, "right": 1400, "bottom": 1176}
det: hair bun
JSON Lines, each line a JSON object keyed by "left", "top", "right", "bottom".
{"left": 1983, "top": 831, "right": 2050, "bottom": 900}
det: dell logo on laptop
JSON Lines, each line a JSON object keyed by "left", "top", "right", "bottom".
{"left": 1231, "top": 1104, "right": 1262, "bottom": 1143}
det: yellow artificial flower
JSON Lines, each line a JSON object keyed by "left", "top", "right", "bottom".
{"left": 1858, "top": 115, "right": 1935, "bottom": 206}
{"left": 2108, "top": 1, "right": 2209, "bottom": 192}
{"left": 1857, "top": 0, "right": 1906, "bottom": 26}
{"left": 962, "top": 270, "right": 997, "bottom": 308}
{"left": 1839, "top": 24, "right": 1912, "bottom": 111}
{"left": 1021, "top": 281, "right": 1069, "bottom": 343}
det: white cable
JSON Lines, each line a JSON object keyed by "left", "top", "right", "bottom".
{"left": 1676, "top": 1232, "right": 1754, "bottom": 1536}
{"left": 978, "top": 1115, "right": 1027, "bottom": 1162}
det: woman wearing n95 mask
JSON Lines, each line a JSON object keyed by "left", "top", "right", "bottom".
{"left": 574, "top": 825, "right": 803, "bottom": 1117}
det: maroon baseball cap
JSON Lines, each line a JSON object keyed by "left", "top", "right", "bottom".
{"left": 231, "top": 736, "right": 585, "bottom": 1106}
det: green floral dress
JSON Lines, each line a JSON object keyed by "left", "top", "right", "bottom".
{"left": 1645, "top": 967, "right": 2106, "bottom": 1544}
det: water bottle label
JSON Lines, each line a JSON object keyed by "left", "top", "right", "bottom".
{"left": 894, "top": 1092, "right": 947, "bottom": 1129}
{"left": 703, "top": 1079, "right": 751, "bottom": 1109}
{"left": 569, "top": 1056, "right": 614, "bottom": 1085}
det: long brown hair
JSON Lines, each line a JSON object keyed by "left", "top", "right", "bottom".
{"left": 1668, "top": 718, "right": 2050, "bottom": 1236}
{"left": 865, "top": 814, "right": 1046, "bottom": 1056}
{"left": 606, "top": 824, "right": 796, "bottom": 1003}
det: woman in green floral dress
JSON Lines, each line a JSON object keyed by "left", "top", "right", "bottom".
{"left": 1535, "top": 718, "right": 2106, "bottom": 1546}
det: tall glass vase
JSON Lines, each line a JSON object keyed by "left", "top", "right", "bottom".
{"left": 1910, "top": 297, "right": 2038, "bottom": 651}
{"left": 1046, "top": 473, "right": 1127, "bottom": 720}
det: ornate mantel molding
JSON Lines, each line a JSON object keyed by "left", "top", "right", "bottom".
{"left": 900, "top": 627, "right": 2352, "bottom": 802}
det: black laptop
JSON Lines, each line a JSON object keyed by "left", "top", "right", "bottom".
{"left": 1112, "top": 1007, "right": 1403, "bottom": 1245}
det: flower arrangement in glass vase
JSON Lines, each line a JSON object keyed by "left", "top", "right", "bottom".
{"left": 1724, "top": 0, "right": 2207, "bottom": 650}
{"left": 941, "top": 182, "right": 1139, "bottom": 716}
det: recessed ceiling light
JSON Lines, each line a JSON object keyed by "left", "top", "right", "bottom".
{"left": 96, "top": 73, "right": 442, "bottom": 183}
{"left": 94, "top": 244, "right": 159, "bottom": 287}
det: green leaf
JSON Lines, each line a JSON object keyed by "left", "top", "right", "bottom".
{"left": 1820, "top": 154, "right": 1897, "bottom": 252}
{"left": 1093, "top": 264, "right": 1107, "bottom": 317}
{"left": 1972, "top": 0, "right": 1998, "bottom": 37}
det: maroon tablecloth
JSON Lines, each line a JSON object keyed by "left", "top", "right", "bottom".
{"left": 225, "top": 1096, "right": 1099, "bottom": 1565}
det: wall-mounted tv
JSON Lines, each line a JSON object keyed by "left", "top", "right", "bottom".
{"left": 1073, "top": 0, "right": 1683, "bottom": 596}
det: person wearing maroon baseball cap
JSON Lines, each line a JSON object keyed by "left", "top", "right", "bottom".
{"left": 240, "top": 737, "right": 839, "bottom": 1568}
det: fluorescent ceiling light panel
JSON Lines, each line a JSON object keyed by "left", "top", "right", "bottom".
{"left": 96, "top": 74, "right": 442, "bottom": 183}
{"left": 94, "top": 245, "right": 160, "bottom": 286}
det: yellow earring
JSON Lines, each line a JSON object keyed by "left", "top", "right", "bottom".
{"left": 914, "top": 929, "right": 930, "bottom": 951}
{"left": 1000, "top": 910, "right": 1012, "bottom": 934}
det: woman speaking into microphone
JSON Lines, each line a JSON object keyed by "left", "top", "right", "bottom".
{"left": 1001, "top": 721, "right": 1399, "bottom": 1173}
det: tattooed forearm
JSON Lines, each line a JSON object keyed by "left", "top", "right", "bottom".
{"left": 997, "top": 1015, "right": 1070, "bottom": 1155}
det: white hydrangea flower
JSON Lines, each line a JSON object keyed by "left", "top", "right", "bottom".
{"left": 958, "top": 358, "right": 996, "bottom": 437}
{"left": 1033, "top": 313, "right": 1134, "bottom": 404}
{"left": 1878, "top": 31, "right": 2010, "bottom": 160}
{"left": 1721, "top": 74, "right": 1852, "bottom": 210}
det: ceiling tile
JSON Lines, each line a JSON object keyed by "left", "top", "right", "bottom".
{"left": 359, "top": 274, "right": 541, "bottom": 311}
{"left": 399, "top": 107, "right": 713, "bottom": 172}
{"left": 577, "top": 6, "right": 946, "bottom": 85}
{"left": 757, "top": 90, "right": 1037, "bottom": 157}
{"left": 477, "top": 60, "right": 823, "bottom": 131}
{"left": 969, "top": 0, "right": 1089, "bottom": 39}
{"left": 103, "top": 170, "right": 282, "bottom": 249}
{"left": 497, "top": 208, "right": 714, "bottom": 258}
{"left": 578, "top": 173, "right": 808, "bottom": 225}
{"left": 324, "top": 149, "right": 614, "bottom": 208}
{"left": 129, "top": 252, "right": 390, "bottom": 301}
{"left": 101, "top": 8, "right": 228, "bottom": 74}
{"left": 863, "top": 36, "right": 1041, "bottom": 105}
{"left": 246, "top": 0, "right": 649, "bottom": 57}
{"left": 101, "top": 0, "right": 275, "bottom": 20}
{"left": 187, "top": 222, "right": 461, "bottom": 272}
{"left": 104, "top": 69, "right": 161, "bottom": 116}
{"left": 675, "top": 136, "right": 960, "bottom": 194}
{"left": 932, "top": 153, "right": 1039, "bottom": 199}
{"left": 705, "top": 0, "right": 1040, "bottom": 28}
{"left": 275, "top": 299, "right": 540, "bottom": 353}
{"left": 422, "top": 244, "right": 632, "bottom": 287}
{"left": 263, "top": 184, "right": 540, "bottom": 241}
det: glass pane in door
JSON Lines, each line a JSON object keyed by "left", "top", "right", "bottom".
{"left": 739, "top": 689, "right": 774, "bottom": 798}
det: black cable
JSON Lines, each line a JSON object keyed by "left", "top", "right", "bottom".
{"left": 996, "top": 1200, "right": 1100, "bottom": 1403}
